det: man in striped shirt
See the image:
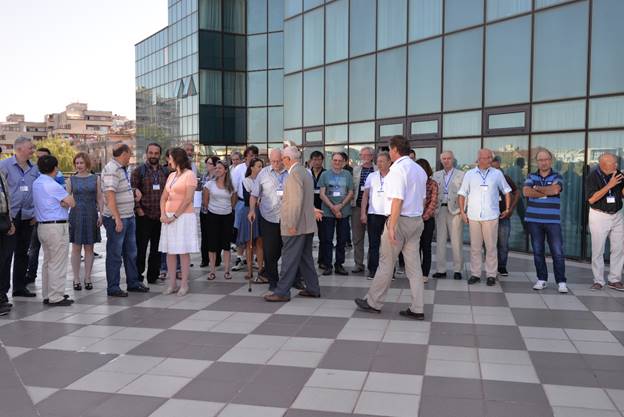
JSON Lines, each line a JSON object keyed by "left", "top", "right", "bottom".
{"left": 522, "top": 148, "right": 567, "bottom": 293}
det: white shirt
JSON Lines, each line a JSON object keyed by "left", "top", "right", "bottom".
{"left": 364, "top": 171, "right": 388, "bottom": 215}
{"left": 231, "top": 163, "right": 247, "bottom": 199}
{"left": 383, "top": 156, "right": 427, "bottom": 217}
{"left": 204, "top": 180, "right": 233, "bottom": 215}
{"left": 458, "top": 167, "right": 512, "bottom": 221}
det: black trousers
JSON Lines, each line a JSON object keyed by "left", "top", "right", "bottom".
{"left": 420, "top": 218, "right": 435, "bottom": 277}
{"left": 136, "top": 216, "right": 162, "bottom": 283}
{"left": 366, "top": 214, "right": 387, "bottom": 275}
{"left": 0, "top": 230, "right": 14, "bottom": 298}
{"left": 260, "top": 215, "right": 282, "bottom": 290}
{"left": 200, "top": 212, "right": 221, "bottom": 266}
{"left": 0, "top": 214, "right": 33, "bottom": 295}
{"left": 26, "top": 224, "right": 41, "bottom": 282}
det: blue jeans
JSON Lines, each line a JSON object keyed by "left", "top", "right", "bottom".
{"left": 527, "top": 222, "right": 566, "bottom": 283}
{"left": 320, "top": 216, "right": 350, "bottom": 267}
{"left": 103, "top": 216, "right": 141, "bottom": 294}
{"left": 497, "top": 218, "right": 511, "bottom": 269}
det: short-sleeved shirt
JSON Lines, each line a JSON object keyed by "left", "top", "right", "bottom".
{"left": 251, "top": 166, "right": 288, "bottom": 223}
{"left": 363, "top": 171, "right": 387, "bottom": 215}
{"left": 164, "top": 169, "right": 197, "bottom": 214}
{"left": 318, "top": 169, "right": 354, "bottom": 218}
{"left": 231, "top": 162, "right": 248, "bottom": 199}
{"left": 33, "top": 174, "right": 69, "bottom": 222}
{"left": 204, "top": 179, "right": 234, "bottom": 215}
{"left": 458, "top": 167, "right": 512, "bottom": 221}
{"left": 101, "top": 159, "right": 135, "bottom": 218}
{"left": 586, "top": 168, "right": 624, "bottom": 213}
{"left": 498, "top": 173, "right": 517, "bottom": 213}
{"left": 0, "top": 156, "right": 40, "bottom": 220}
{"left": 383, "top": 156, "right": 428, "bottom": 217}
{"left": 524, "top": 170, "right": 564, "bottom": 224}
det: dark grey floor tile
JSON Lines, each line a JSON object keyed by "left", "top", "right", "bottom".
{"left": 482, "top": 381, "right": 549, "bottom": 405}
{"left": 534, "top": 367, "right": 599, "bottom": 387}
{"left": 82, "top": 394, "right": 165, "bottom": 417}
{"left": 286, "top": 410, "right": 377, "bottom": 417}
{"left": 176, "top": 377, "right": 245, "bottom": 402}
{"left": 296, "top": 317, "right": 348, "bottom": 339}
{"left": 485, "top": 401, "right": 554, "bottom": 417}
{"left": 2, "top": 301, "right": 47, "bottom": 319}
{"left": 252, "top": 323, "right": 302, "bottom": 336}
{"left": 76, "top": 292, "right": 158, "bottom": 306}
{"left": 204, "top": 295, "right": 283, "bottom": 313}
{"left": 512, "top": 308, "right": 606, "bottom": 329}
{"left": 93, "top": 307, "right": 195, "bottom": 329}
{"left": 35, "top": 390, "right": 111, "bottom": 417}
{"left": 469, "top": 292, "right": 509, "bottom": 307}
{"left": 500, "top": 282, "right": 535, "bottom": 294}
{"left": 172, "top": 344, "right": 234, "bottom": 361}
{"left": 189, "top": 281, "right": 243, "bottom": 294}
{"left": 318, "top": 340, "right": 379, "bottom": 371}
{"left": 0, "top": 387, "right": 39, "bottom": 417}
{"left": 324, "top": 286, "right": 370, "bottom": 300}
{"left": 196, "top": 362, "right": 261, "bottom": 382}
{"left": 434, "top": 291, "right": 471, "bottom": 305}
{"left": 529, "top": 352, "right": 588, "bottom": 370}
{"left": 174, "top": 330, "right": 245, "bottom": 348}
{"left": 264, "top": 314, "right": 310, "bottom": 325}
{"left": 421, "top": 376, "right": 483, "bottom": 400}
{"left": 428, "top": 333, "right": 478, "bottom": 347}
{"left": 370, "top": 343, "right": 427, "bottom": 374}
{"left": 577, "top": 296, "right": 624, "bottom": 312}
{"left": 419, "top": 396, "right": 486, "bottom": 417}
{"left": 583, "top": 354, "right": 624, "bottom": 372}
{"left": 430, "top": 322, "right": 476, "bottom": 335}
{"left": 595, "top": 370, "right": 624, "bottom": 389}
{"left": 612, "top": 331, "right": 624, "bottom": 345}
{"left": 127, "top": 341, "right": 188, "bottom": 358}
{"left": 0, "top": 321, "right": 84, "bottom": 348}
{"left": 477, "top": 335, "right": 526, "bottom": 350}
{"left": 234, "top": 365, "right": 313, "bottom": 407}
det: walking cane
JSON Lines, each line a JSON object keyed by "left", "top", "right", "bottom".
{"left": 247, "top": 218, "right": 254, "bottom": 292}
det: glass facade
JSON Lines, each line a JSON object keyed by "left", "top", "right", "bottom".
{"left": 137, "top": 0, "right": 624, "bottom": 259}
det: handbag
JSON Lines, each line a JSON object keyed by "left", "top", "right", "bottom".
{"left": 0, "top": 213, "right": 10, "bottom": 234}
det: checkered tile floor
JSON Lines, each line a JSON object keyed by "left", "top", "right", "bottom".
{"left": 2, "top": 239, "right": 624, "bottom": 417}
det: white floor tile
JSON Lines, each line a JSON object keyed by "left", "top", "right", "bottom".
{"left": 426, "top": 359, "right": 481, "bottom": 379}
{"left": 147, "top": 358, "right": 212, "bottom": 378}
{"left": 363, "top": 372, "right": 423, "bottom": 395}
{"left": 480, "top": 362, "right": 539, "bottom": 383}
{"left": 217, "top": 404, "right": 286, "bottom": 417}
{"left": 355, "top": 391, "right": 420, "bottom": 417}
{"left": 544, "top": 385, "right": 616, "bottom": 410}
{"left": 121, "top": 374, "right": 191, "bottom": 397}
{"left": 148, "top": 399, "right": 224, "bottom": 417}
{"left": 305, "top": 368, "right": 368, "bottom": 390}
{"left": 292, "top": 387, "right": 359, "bottom": 413}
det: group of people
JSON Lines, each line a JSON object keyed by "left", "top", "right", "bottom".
{"left": 1, "top": 133, "right": 624, "bottom": 318}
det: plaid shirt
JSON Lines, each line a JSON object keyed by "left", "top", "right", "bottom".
{"left": 131, "top": 163, "right": 168, "bottom": 220}
{"left": 423, "top": 178, "right": 439, "bottom": 220}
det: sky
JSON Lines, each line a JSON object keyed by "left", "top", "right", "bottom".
{"left": 0, "top": 0, "right": 168, "bottom": 122}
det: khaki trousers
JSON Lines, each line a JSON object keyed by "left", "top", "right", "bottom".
{"left": 468, "top": 219, "right": 498, "bottom": 278}
{"left": 38, "top": 223, "right": 69, "bottom": 303}
{"left": 435, "top": 209, "right": 464, "bottom": 273}
{"left": 589, "top": 208, "right": 624, "bottom": 284}
{"left": 366, "top": 216, "right": 424, "bottom": 313}
{"left": 351, "top": 205, "right": 366, "bottom": 269}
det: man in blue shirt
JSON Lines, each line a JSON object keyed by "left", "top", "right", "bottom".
{"left": 0, "top": 146, "right": 16, "bottom": 314}
{"left": 0, "top": 136, "right": 39, "bottom": 299}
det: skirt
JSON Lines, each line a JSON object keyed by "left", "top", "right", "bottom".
{"left": 158, "top": 212, "right": 200, "bottom": 254}
{"left": 234, "top": 206, "right": 261, "bottom": 245}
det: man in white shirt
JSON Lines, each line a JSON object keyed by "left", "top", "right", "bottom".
{"left": 458, "top": 149, "right": 512, "bottom": 286}
{"left": 231, "top": 146, "right": 259, "bottom": 270}
{"left": 432, "top": 151, "right": 465, "bottom": 280}
{"left": 355, "top": 135, "right": 428, "bottom": 320}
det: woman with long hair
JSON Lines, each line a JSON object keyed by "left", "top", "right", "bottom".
{"left": 159, "top": 147, "right": 199, "bottom": 295}
{"left": 416, "top": 158, "right": 438, "bottom": 283}
{"left": 200, "top": 156, "right": 221, "bottom": 267}
{"left": 68, "top": 152, "right": 103, "bottom": 290}
{"left": 202, "top": 160, "right": 237, "bottom": 280}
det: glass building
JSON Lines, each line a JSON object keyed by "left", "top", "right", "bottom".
{"left": 136, "top": 0, "right": 624, "bottom": 260}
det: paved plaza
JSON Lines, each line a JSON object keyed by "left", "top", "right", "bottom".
{"left": 1, "top": 238, "right": 624, "bottom": 417}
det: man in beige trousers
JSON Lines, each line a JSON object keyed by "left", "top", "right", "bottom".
{"left": 432, "top": 151, "right": 465, "bottom": 280}
{"left": 355, "top": 135, "right": 428, "bottom": 320}
{"left": 351, "top": 147, "right": 376, "bottom": 274}
{"left": 458, "top": 149, "right": 512, "bottom": 287}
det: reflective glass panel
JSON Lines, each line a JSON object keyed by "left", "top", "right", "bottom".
{"left": 268, "top": 69, "right": 284, "bottom": 105}
{"left": 409, "top": 0, "right": 442, "bottom": 41}
{"left": 325, "top": 124, "right": 348, "bottom": 145}
{"left": 285, "top": 0, "right": 302, "bottom": 18}
{"left": 305, "top": 130, "right": 322, "bottom": 143}
{"left": 444, "top": 28, "right": 483, "bottom": 111}
{"left": 303, "top": 8, "right": 324, "bottom": 68}
{"left": 532, "top": 100, "right": 585, "bottom": 132}
{"left": 304, "top": 0, "right": 323, "bottom": 10}
{"left": 408, "top": 38, "right": 441, "bottom": 115}
{"left": 487, "top": 0, "right": 531, "bottom": 21}
{"left": 200, "top": 69, "right": 221, "bottom": 105}
{"left": 591, "top": 0, "right": 624, "bottom": 95}
{"left": 284, "top": 17, "right": 302, "bottom": 73}
{"left": 443, "top": 111, "right": 481, "bottom": 137}
{"left": 303, "top": 68, "right": 324, "bottom": 126}
{"left": 248, "top": 34, "right": 267, "bottom": 71}
{"left": 326, "top": 0, "right": 348, "bottom": 63}
{"left": 378, "top": 0, "right": 407, "bottom": 49}
{"left": 380, "top": 123, "right": 404, "bottom": 137}
{"left": 350, "top": 0, "right": 376, "bottom": 57}
{"left": 588, "top": 131, "right": 624, "bottom": 167}
{"left": 350, "top": 122, "right": 375, "bottom": 143}
{"left": 411, "top": 120, "right": 438, "bottom": 135}
{"left": 349, "top": 55, "right": 375, "bottom": 121}
{"left": 536, "top": 0, "right": 573, "bottom": 8}
{"left": 325, "top": 62, "right": 348, "bottom": 124}
{"left": 199, "top": 0, "right": 221, "bottom": 30}
{"left": 247, "top": 71, "right": 267, "bottom": 107}
{"left": 589, "top": 96, "right": 624, "bottom": 129}
{"left": 223, "top": 71, "right": 245, "bottom": 106}
{"left": 377, "top": 47, "right": 407, "bottom": 119}
{"left": 284, "top": 129, "right": 302, "bottom": 144}
{"left": 269, "top": 0, "right": 284, "bottom": 31}
{"left": 248, "top": 108, "right": 267, "bottom": 142}
{"left": 248, "top": 0, "right": 267, "bottom": 34}
{"left": 488, "top": 112, "right": 525, "bottom": 129}
{"left": 533, "top": 1, "right": 588, "bottom": 101}
{"left": 223, "top": 0, "right": 245, "bottom": 33}
{"left": 268, "top": 33, "right": 284, "bottom": 69}
{"left": 442, "top": 138, "right": 481, "bottom": 170}
{"left": 268, "top": 107, "right": 284, "bottom": 141}
{"left": 284, "top": 73, "right": 302, "bottom": 128}
{"left": 445, "top": 0, "right": 483, "bottom": 32}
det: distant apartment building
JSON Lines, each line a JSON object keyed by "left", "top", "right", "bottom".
{"left": 0, "top": 114, "right": 47, "bottom": 154}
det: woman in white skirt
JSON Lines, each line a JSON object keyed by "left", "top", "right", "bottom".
{"left": 159, "top": 147, "right": 199, "bottom": 296}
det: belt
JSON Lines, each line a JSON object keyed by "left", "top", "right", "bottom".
{"left": 441, "top": 203, "right": 448, "bottom": 207}
{"left": 238, "top": 197, "right": 244, "bottom": 202}
{"left": 39, "top": 220, "right": 68, "bottom": 224}
{"left": 400, "top": 215, "right": 422, "bottom": 218}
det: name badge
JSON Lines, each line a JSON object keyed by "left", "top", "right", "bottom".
{"left": 332, "top": 191, "right": 341, "bottom": 197}
{"left": 360, "top": 186, "right": 365, "bottom": 192}
{"left": 19, "top": 185, "right": 29, "bottom": 192}
{"left": 276, "top": 190, "right": 284, "bottom": 197}
{"left": 607, "top": 196, "right": 616, "bottom": 204}
{"left": 480, "top": 185, "right": 489, "bottom": 191}
{"left": 152, "top": 184, "right": 161, "bottom": 191}
{"left": 314, "top": 189, "right": 320, "bottom": 194}
{"left": 377, "top": 189, "right": 384, "bottom": 194}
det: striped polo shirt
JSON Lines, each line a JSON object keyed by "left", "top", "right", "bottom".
{"left": 523, "top": 170, "right": 564, "bottom": 224}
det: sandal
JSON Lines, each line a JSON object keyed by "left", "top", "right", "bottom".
{"left": 207, "top": 272, "right": 216, "bottom": 281}
{"left": 253, "top": 275, "right": 269, "bottom": 284}
{"left": 73, "top": 282, "right": 82, "bottom": 291}
{"left": 245, "top": 274, "right": 253, "bottom": 280}
{"left": 224, "top": 272, "right": 232, "bottom": 280}
{"left": 85, "top": 282, "right": 93, "bottom": 290}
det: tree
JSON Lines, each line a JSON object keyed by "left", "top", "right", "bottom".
{"left": 34, "top": 135, "right": 77, "bottom": 173}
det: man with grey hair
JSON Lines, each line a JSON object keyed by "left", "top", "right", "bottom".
{"left": 184, "top": 142, "right": 198, "bottom": 176}
{"left": 351, "top": 146, "right": 376, "bottom": 274}
{"left": 0, "top": 136, "right": 39, "bottom": 300}
{"left": 229, "top": 151, "right": 243, "bottom": 168}
{"left": 586, "top": 153, "right": 624, "bottom": 291}
{"left": 433, "top": 150, "right": 465, "bottom": 280}
{"left": 265, "top": 146, "right": 320, "bottom": 301}
{"left": 458, "top": 149, "right": 512, "bottom": 286}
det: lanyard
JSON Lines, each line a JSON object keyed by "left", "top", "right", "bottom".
{"left": 597, "top": 171, "right": 614, "bottom": 196}
{"left": 379, "top": 173, "right": 385, "bottom": 191}
{"left": 275, "top": 171, "right": 286, "bottom": 190}
{"left": 169, "top": 172, "right": 181, "bottom": 190}
{"left": 443, "top": 169, "right": 454, "bottom": 193}
{"left": 477, "top": 168, "right": 490, "bottom": 185}
{"left": 150, "top": 166, "right": 160, "bottom": 185}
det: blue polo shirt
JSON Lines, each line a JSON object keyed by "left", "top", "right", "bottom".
{"left": 33, "top": 174, "right": 69, "bottom": 222}
{"left": 0, "top": 156, "right": 40, "bottom": 220}
{"left": 523, "top": 170, "right": 564, "bottom": 224}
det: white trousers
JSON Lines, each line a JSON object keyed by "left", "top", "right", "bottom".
{"left": 435, "top": 209, "right": 464, "bottom": 273}
{"left": 589, "top": 208, "right": 624, "bottom": 284}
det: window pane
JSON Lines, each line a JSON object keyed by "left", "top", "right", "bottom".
{"left": 487, "top": 0, "right": 531, "bottom": 21}
{"left": 411, "top": 120, "right": 438, "bottom": 135}
{"left": 326, "top": 0, "right": 348, "bottom": 63}
{"left": 248, "top": 34, "right": 267, "bottom": 71}
{"left": 531, "top": 133, "right": 584, "bottom": 257}
{"left": 223, "top": 0, "right": 245, "bottom": 33}
{"left": 285, "top": 129, "right": 302, "bottom": 144}
{"left": 350, "top": 122, "right": 375, "bottom": 143}
{"left": 408, "top": 38, "right": 441, "bottom": 115}
{"left": 268, "top": 33, "right": 284, "bottom": 69}
{"left": 442, "top": 138, "right": 481, "bottom": 170}
{"left": 380, "top": 123, "right": 404, "bottom": 137}
{"left": 248, "top": 0, "right": 267, "bottom": 34}
{"left": 532, "top": 100, "right": 585, "bottom": 132}
{"left": 485, "top": 16, "right": 531, "bottom": 106}
{"left": 285, "top": 0, "right": 302, "bottom": 18}
{"left": 304, "top": 8, "right": 324, "bottom": 68}
{"left": 303, "top": 68, "right": 324, "bottom": 126}
{"left": 591, "top": 0, "right": 624, "bottom": 95}
{"left": 589, "top": 96, "right": 624, "bottom": 129}
{"left": 350, "top": 0, "right": 376, "bottom": 56}
{"left": 349, "top": 55, "right": 375, "bottom": 121}
{"left": 248, "top": 108, "right": 267, "bottom": 142}
{"left": 200, "top": 69, "right": 221, "bottom": 105}
{"left": 443, "top": 111, "right": 481, "bottom": 137}
{"left": 378, "top": 0, "right": 407, "bottom": 49}
{"left": 269, "top": 0, "right": 284, "bottom": 31}
{"left": 199, "top": 0, "right": 221, "bottom": 30}
{"left": 325, "top": 62, "right": 348, "bottom": 124}
{"left": 536, "top": 0, "right": 573, "bottom": 8}
{"left": 409, "top": 0, "right": 442, "bottom": 41}
{"left": 325, "top": 124, "right": 348, "bottom": 145}
{"left": 445, "top": 0, "right": 483, "bottom": 32}
{"left": 223, "top": 72, "right": 245, "bottom": 106}
{"left": 268, "top": 107, "right": 284, "bottom": 141}
{"left": 284, "top": 16, "right": 302, "bottom": 73}
{"left": 588, "top": 131, "right": 624, "bottom": 166}
{"left": 533, "top": 2, "right": 588, "bottom": 101}
{"left": 268, "top": 69, "right": 283, "bottom": 105}
{"left": 284, "top": 73, "right": 302, "bottom": 128}
{"left": 305, "top": 130, "right": 323, "bottom": 143}
{"left": 247, "top": 71, "right": 267, "bottom": 107}
{"left": 304, "top": 0, "right": 323, "bottom": 10}
{"left": 488, "top": 112, "right": 525, "bottom": 129}
{"left": 377, "top": 47, "right": 407, "bottom": 119}
{"left": 444, "top": 28, "right": 483, "bottom": 111}
{"left": 223, "top": 34, "right": 246, "bottom": 71}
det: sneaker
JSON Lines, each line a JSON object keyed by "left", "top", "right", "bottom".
{"left": 232, "top": 257, "right": 246, "bottom": 271}
{"left": 590, "top": 282, "right": 603, "bottom": 291}
{"left": 533, "top": 280, "right": 547, "bottom": 291}
{"left": 558, "top": 283, "right": 569, "bottom": 294}
{"left": 498, "top": 267, "right": 509, "bottom": 277}
{"left": 607, "top": 281, "right": 624, "bottom": 291}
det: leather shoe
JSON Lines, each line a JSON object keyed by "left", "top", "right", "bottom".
{"left": 352, "top": 266, "right": 365, "bottom": 274}
{"left": 399, "top": 308, "right": 425, "bottom": 320}
{"left": 486, "top": 277, "right": 497, "bottom": 286}
{"left": 264, "top": 293, "right": 290, "bottom": 302}
{"left": 432, "top": 272, "right": 446, "bottom": 279}
{"left": 354, "top": 298, "right": 381, "bottom": 313}
{"left": 48, "top": 298, "right": 74, "bottom": 307}
{"left": 44, "top": 295, "right": 70, "bottom": 304}
{"left": 200, "top": 262, "right": 209, "bottom": 268}
{"left": 467, "top": 276, "right": 481, "bottom": 285}
{"left": 454, "top": 272, "right": 463, "bottom": 280}
{"left": 322, "top": 268, "right": 333, "bottom": 276}
{"left": 12, "top": 288, "right": 36, "bottom": 298}
{"left": 0, "top": 304, "right": 11, "bottom": 316}
{"left": 108, "top": 290, "right": 128, "bottom": 297}
{"left": 334, "top": 265, "right": 348, "bottom": 275}
{"left": 298, "top": 289, "right": 320, "bottom": 298}
{"left": 127, "top": 284, "right": 150, "bottom": 293}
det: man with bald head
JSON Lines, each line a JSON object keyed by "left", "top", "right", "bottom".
{"left": 249, "top": 148, "right": 288, "bottom": 291}
{"left": 458, "top": 149, "right": 512, "bottom": 286}
{"left": 433, "top": 150, "right": 465, "bottom": 280}
{"left": 586, "top": 153, "right": 624, "bottom": 291}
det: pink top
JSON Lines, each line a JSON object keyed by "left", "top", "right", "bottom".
{"left": 164, "top": 169, "right": 197, "bottom": 214}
